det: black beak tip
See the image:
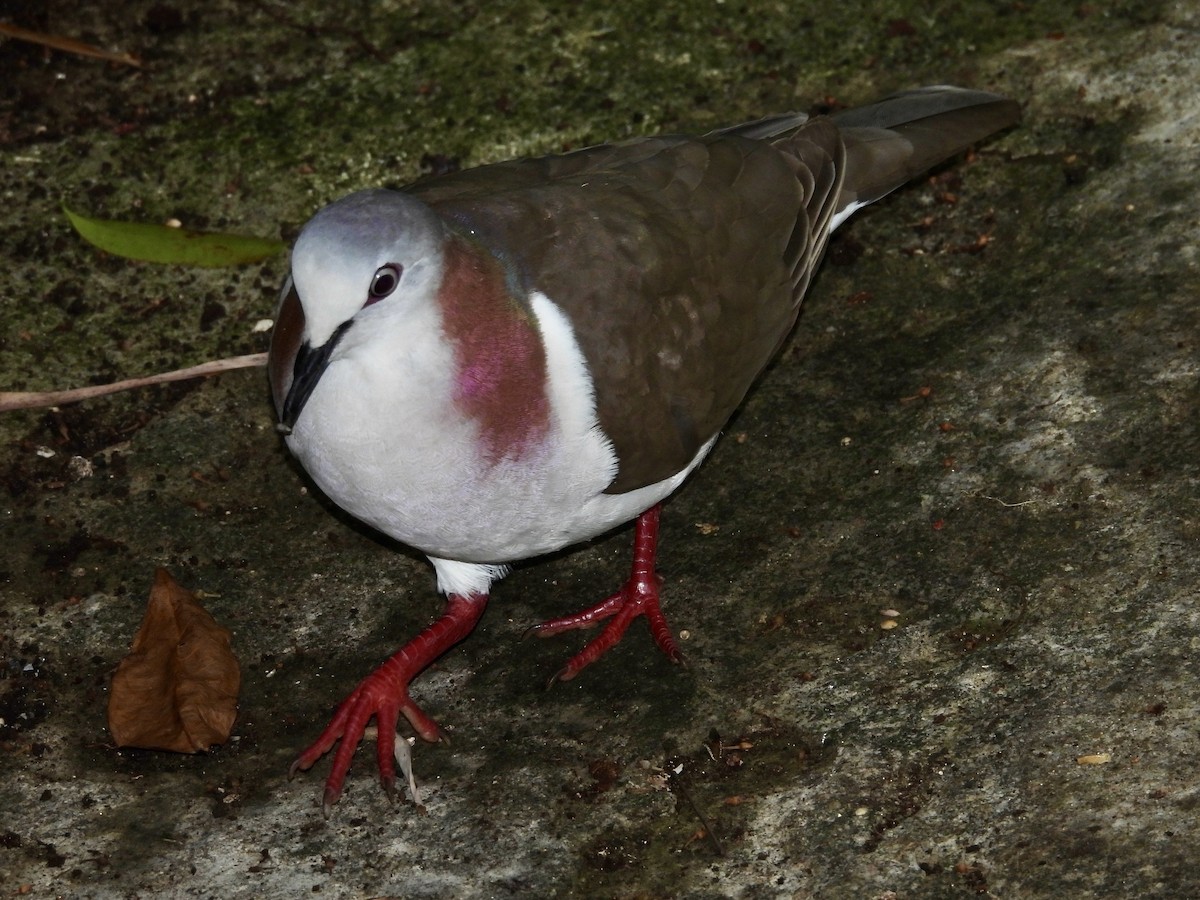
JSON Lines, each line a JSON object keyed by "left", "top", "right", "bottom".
{"left": 275, "top": 320, "right": 351, "bottom": 437}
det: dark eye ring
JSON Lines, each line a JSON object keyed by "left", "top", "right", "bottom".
{"left": 366, "top": 264, "right": 402, "bottom": 305}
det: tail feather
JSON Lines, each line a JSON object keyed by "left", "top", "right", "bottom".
{"left": 830, "top": 86, "right": 1021, "bottom": 215}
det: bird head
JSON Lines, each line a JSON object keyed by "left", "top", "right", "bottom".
{"left": 269, "top": 189, "right": 447, "bottom": 433}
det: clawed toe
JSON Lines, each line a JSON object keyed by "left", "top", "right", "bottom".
{"left": 289, "top": 593, "right": 488, "bottom": 812}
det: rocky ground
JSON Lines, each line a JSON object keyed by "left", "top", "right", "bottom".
{"left": 1, "top": 1, "right": 1197, "bottom": 897}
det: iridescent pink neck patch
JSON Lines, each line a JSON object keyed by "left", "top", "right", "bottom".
{"left": 437, "top": 236, "right": 551, "bottom": 463}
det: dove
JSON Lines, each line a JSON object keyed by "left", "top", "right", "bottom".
{"left": 268, "top": 85, "right": 1020, "bottom": 810}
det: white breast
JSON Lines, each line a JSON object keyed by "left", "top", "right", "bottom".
{"left": 286, "top": 290, "right": 713, "bottom": 569}
{"left": 524, "top": 291, "right": 715, "bottom": 547}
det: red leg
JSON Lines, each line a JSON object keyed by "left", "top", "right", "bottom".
{"left": 290, "top": 592, "right": 488, "bottom": 813}
{"left": 528, "top": 505, "right": 683, "bottom": 682}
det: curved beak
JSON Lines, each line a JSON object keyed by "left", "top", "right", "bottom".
{"left": 277, "top": 330, "right": 346, "bottom": 434}
{"left": 268, "top": 283, "right": 348, "bottom": 435}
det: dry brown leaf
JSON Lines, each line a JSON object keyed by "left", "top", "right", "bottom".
{"left": 108, "top": 568, "right": 240, "bottom": 753}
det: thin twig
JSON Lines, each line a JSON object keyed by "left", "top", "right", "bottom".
{"left": 0, "top": 352, "right": 268, "bottom": 412}
{"left": 669, "top": 769, "right": 725, "bottom": 856}
{"left": 975, "top": 492, "right": 1040, "bottom": 509}
{"left": 0, "top": 22, "right": 142, "bottom": 68}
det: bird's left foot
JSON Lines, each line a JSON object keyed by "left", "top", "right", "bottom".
{"left": 289, "top": 592, "right": 488, "bottom": 814}
{"left": 527, "top": 504, "right": 683, "bottom": 682}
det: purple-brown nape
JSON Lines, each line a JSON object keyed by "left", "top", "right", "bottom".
{"left": 437, "top": 236, "right": 551, "bottom": 462}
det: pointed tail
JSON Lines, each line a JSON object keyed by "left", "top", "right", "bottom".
{"left": 830, "top": 86, "right": 1021, "bottom": 219}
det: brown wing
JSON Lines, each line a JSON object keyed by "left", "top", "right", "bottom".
{"left": 408, "top": 87, "right": 1019, "bottom": 494}
{"left": 411, "top": 127, "right": 844, "bottom": 493}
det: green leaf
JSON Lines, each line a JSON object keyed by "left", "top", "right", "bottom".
{"left": 63, "top": 205, "right": 286, "bottom": 267}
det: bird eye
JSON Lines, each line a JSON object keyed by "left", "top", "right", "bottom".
{"left": 365, "top": 264, "right": 402, "bottom": 306}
